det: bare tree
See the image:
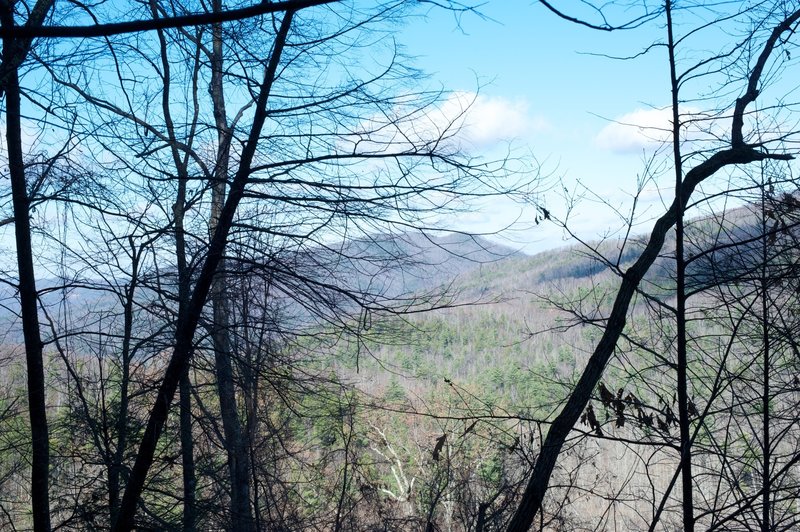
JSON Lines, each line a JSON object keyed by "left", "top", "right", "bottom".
{"left": 1, "top": 0, "right": 61, "bottom": 529}
{"left": 3, "top": 0, "right": 531, "bottom": 530}
{"left": 509, "top": 3, "right": 798, "bottom": 530}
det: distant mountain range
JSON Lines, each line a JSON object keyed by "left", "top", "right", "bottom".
{"left": 0, "top": 199, "right": 784, "bottom": 348}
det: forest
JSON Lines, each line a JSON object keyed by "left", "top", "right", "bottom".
{"left": 0, "top": 0, "right": 799, "bottom": 530}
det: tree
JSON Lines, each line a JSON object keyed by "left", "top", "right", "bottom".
{"left": 2, "top": 0, "right": 530, "bottom": 529}
{"left": 1, "top": 0, "right": 60, "bottom": 528}
{"left": 682, "top": 163, "right": 800, "bottom": 531}
{"left": 509, "top": 2, "right": 798, "bottom": 530}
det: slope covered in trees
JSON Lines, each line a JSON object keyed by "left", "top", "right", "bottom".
{"left": 1, "top": 0, "right": 800, "bottom": 530}
{"left": 2, "top": 195, "right": 796, "bottom": 529}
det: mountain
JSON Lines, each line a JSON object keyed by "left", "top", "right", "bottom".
{"left": 324, "top": 231, "right": 522, "bottom": 298}
{"left": 339, "top": 200, "right": 793, "bottom": 406}
{"left": 0, "top": 198, "right": 781, "bottom": 351}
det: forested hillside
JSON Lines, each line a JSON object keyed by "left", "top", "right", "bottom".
{"left": 0, "top": 228, "right": 632, "bottom": 529}
{"left": 3, "top": 201, "right": 796, "bottom": 530}
{"left": 1, "top": 1, "right": 799, "bottom": 531}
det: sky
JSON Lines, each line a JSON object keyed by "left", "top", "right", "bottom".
{"left": 6, "top": 1, "right": 794, "bottom": 259}
{"left": 393, "top": 2, "right": 748, "bottom": 254}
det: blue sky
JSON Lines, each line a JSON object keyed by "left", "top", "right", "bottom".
{"left": 395, "top": 3, "right": 722, "bottom": 253}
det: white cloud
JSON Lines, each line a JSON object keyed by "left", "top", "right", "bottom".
{"left": 344, "top": 91, "right": 546, "bottom": 155}
{"left": 594, "top": 108, "right": 674, "bottom": 153}
{"left": 446, "top": 92, "right": 547, "bottom": 149}
{"left": 593, "top": 106, "right": 733, "bottom": 155}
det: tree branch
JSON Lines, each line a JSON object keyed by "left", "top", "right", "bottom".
{"left": 506, "top": 7, "right": 798, "bottom": 526}
{"left": 0, "top": 0, "right": 332, "bottom": 38}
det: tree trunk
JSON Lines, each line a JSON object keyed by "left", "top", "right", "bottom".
{"left": 111, "top": 10, "right": 296, "bottom": 531}
{"left": 666, "top": 2, "right": 693, "bottom": 528}
{"left": 179, "top": 371, "right": 197, "bottom": 532}
{"left": 2, "top": 7, "right": 51, "bottom": 530}
{"left": 109, "top": 262, "right": 138, "bottom": 524}
{"left": 759, "top": 184, "right": 771, "bottom": 532}
{"left": 209, "top": 4, "right": 254, "bottom": 528}
{"left": 148, "top": 0, "right": 200, "bottom": 523}
{"left": 1, "top": 2, "right": 56, "bottom": 529}
{"left": 507, "top": 149, "right": 792, "bottom": 531}
{"left": 506, "top": 8, "right": 798, "bottom": 528}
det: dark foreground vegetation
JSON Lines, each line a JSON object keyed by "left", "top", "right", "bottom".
{"left": 0, "top": 0, "right": 799, "bottom": 530}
